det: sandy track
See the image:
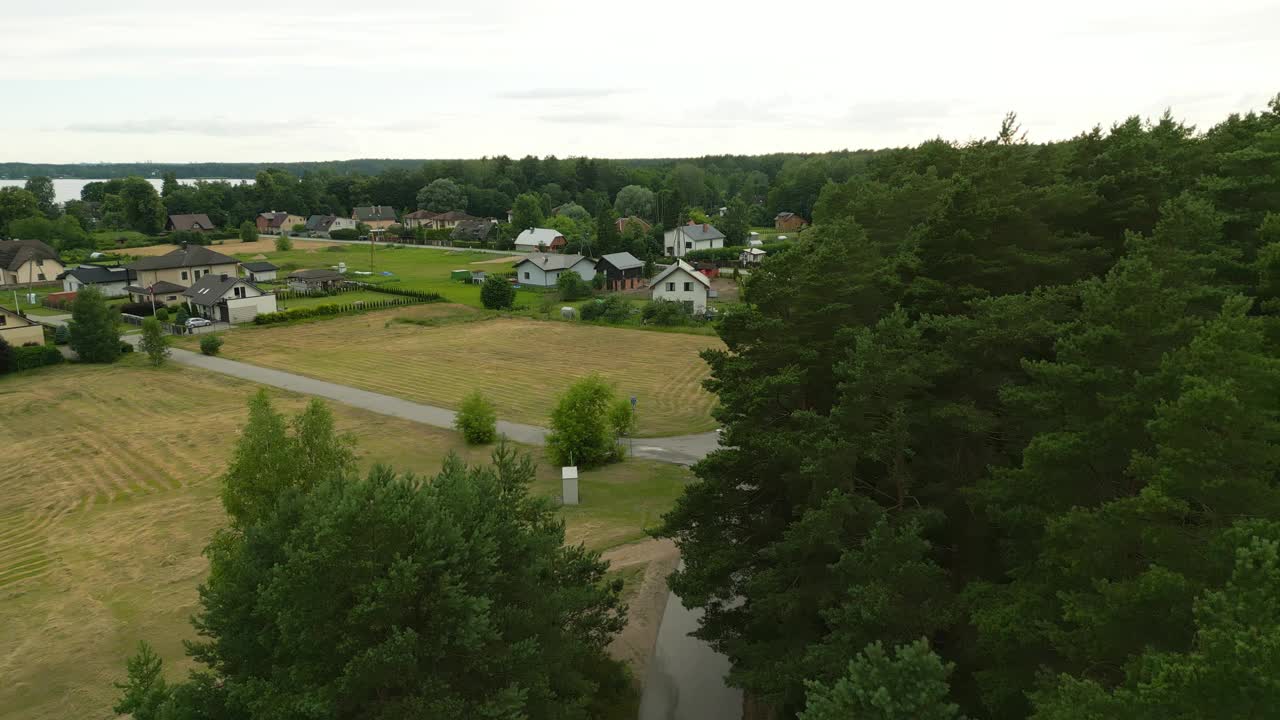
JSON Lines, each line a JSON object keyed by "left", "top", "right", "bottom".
{"left": 604, "top": 538, "right": 681, "bottom": 685}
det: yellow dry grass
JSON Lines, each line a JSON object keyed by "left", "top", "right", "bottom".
{"left": 206, "top": 308, "right": 723, "bottom": 436}
{"left": 125, "top": 237, "right": 339, "bottom": 257}
{"left": 0, "top": 359, "right": 688, "bottom": 720}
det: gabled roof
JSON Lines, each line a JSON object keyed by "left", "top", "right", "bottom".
{"left": 651, "top": 259, "right": 711, "bottom": 289}
{"left": 450, "top": 219, "right": 493, "bottom": 241}
{"left": 741, "top": 247, "right": 767, "bottom": 256}
{"left": 672, "top": 223, "right": 725, "bottom": 242}
{"left": 0, "top": 239, "right": 59, "bottom": 272}
{"left": 168, "top": 214, "right": 216, "bottom": 231}
{"left": 514, "top": 228, "right": 566, "bottom": 247}
{"left": 0, "top": 306, "right": 37, "bottom": 328}
{"left": 775, "top": 211, "right": 798, "bottom": 220}
{"left": 126, "top": 245, "right": 238, "bottom": 271}
{"left": 60, "top": 264, "right": 135, "bottom": 284}
{"left": 403, "top": 209, "right": 440, "bottom": 220}
{"left": 125, "top": 280, "right": 188, "bottom": 295}
{"left": 305, "top": 214, "right": 336, "bottom": 231}
{"left": 352, "top": 205, "right": 397, "bottom": 222}
{"left": 182, "top": 274, "right": 262, "bottom": 307}
{"left": 241, "top": 261, "right": 278, "bottom": 272}
{"left": 514, "top": 253, "right": 590, "bottom": 272}
{"left": 598, "top": 252, "right": 643, "bottom": 271}
{"left": 435, "top": 210, "right": 476, "bottom": 222}
{"left": 258, "top": 212, "right": 296, "bottom": 228}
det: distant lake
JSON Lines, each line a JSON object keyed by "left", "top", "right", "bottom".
{"left": 0, "top": 178, "right": 252, "bottom": 203}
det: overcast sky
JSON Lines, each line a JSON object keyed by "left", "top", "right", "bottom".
{"left": 4, "top": 0, "right": 1277, "bottom": 163}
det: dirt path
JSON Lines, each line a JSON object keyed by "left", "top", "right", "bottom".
{"left": 603, "top": 539, "right": 681, "bottom": 685}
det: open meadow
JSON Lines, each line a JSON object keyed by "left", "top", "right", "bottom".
{"left": 181, "top": 304, "right": 722, "bottom": 436}
{"left": 0, "top": 359, "right": 689, "bottom": 720}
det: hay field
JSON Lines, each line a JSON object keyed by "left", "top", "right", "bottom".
{"left": 202, "top": 307, "right": 722, "bottom": 436}
{"left": 0, "top": 360, "right": 687, "bottom": 720}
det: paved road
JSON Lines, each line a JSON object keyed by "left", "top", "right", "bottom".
{"left": 127, "top": 340, "right": 719, "bottom": 465}
{"left": 639, "top": 573, "right": 742, "bottom": 720}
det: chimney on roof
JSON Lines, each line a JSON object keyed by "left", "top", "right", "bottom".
{"left": 220, "top": 274, "right": 228, "bottom": 281}
{"left": 703, "top": 223, "right": 709, "bottom": 232}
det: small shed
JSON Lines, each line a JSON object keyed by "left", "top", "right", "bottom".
{"left": 470, "top": 270, "right": 487, "bottom": 284}
{"left": 450, "top": 269, "right": 471, "bottom": 281}
{"left": 562, "top": 466, "right": 579, "bottom": 505}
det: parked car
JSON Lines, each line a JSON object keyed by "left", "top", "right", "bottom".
{"left": 185, "top": 317, "right": 213, "bottom": 329}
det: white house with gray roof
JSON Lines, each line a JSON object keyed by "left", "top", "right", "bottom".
{"left": 59, "top": 264, "right": 136, "bottom": 297}
{"left": 649, "top": 259, "right": 710, "bottom": 314}
{"left": 663, "top": 222, "right": 725, "bottom": 258}
{"left": 513, "top": 253, "right": 596, "bottom": 288}
{"left": 514, "top": 227, "right": 567, "bottom": 253}
{"left": 182, "top": 273, "right": 277, "bottom": 324}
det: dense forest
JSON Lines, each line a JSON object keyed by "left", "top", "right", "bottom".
{"left": 658, "top": 96, "right": 1280, "bottom": 718}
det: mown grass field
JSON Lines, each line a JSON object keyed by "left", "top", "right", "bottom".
{"left": 184, "top": 304, "right": 722, "bottom": 436}
{"left": 235, "top": 244, "right": 527, "bottom": 308}
{"left": 0, "top": 359, "right": 689, "bottom": 720}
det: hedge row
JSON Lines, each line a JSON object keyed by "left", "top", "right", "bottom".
{"left": 253, "top": 296, "right": 431, "bottom": 325}
{"left": 12, "top": 344, "right": 64, "bottom": 371}
{"left": 354, "top": 285, "right": 444, "bottom": 301}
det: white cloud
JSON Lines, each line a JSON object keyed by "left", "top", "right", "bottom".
{"left": 2, "top": 0, "right": 1277, "bottom": 161}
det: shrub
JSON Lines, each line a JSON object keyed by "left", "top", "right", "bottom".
{"left": 580, "top": 295, "right": 633, "bottom": 323}
{"left": 641, "top": 299, "right": 692, "bottom": 326}
{"left": 139, "top": 317, "right": 169, "bottom": 366}
{"left": 454, "top": 391, "right": 498, "bottom": 445}
{"left": 556, "top": 272, "right": 592, "bottom": 301}
{"left": 120, "top": 342, "right": 134, "bottom": 353}
{"left": 200, "top": 334, "right": 223, "bottom": 356}
{"left": 239, "top": 221, "right": 257, "bottom": 243}
{"left": 175, "top": 306, "right": 190, "bottom": 324}
{"left": 546, "top": 375, "right": 626, "bottom": 468}
{"left": 155, "top": 307, "right": 170, "bottom": 323}
{"left": 53, "top": 324, "right": 70, "bottom": 345}
{"left": 275, "top": 234, "right": 293, "bottom": 251}
{"left": 481, "top": 274, "right": 515, "bottom": 310}
{"left": 329, "top": 228, "right": 359, "bottom": 240}
{"left": 11, "top": 344, "right": 63, "bottom": 371}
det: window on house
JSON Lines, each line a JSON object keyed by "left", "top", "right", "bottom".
{"left": 0, "top": 315, "right": 7, "bottom": 326}
{"left": 38, "top": 274, "right": 46, "bottom": 281}
{"left": 181, "top": 271, "right": 189, "bottom": 280}
{"left": 685, "top": 242, "right": 692, "bottom": 250}
{"left": 523, "top": 272, "right": 530, "bottom": 279}
{"left": 35, "top": 258, "right": 44, "bottom": 266}
{"left": 684, "top": 282, "right": 692, "bottom": 291}
{"left": 666, "top": 282, "right": 675, "bottom": 291}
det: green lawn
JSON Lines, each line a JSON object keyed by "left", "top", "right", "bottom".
{"left": 234, "top": 245, "right": 530, "bottom": 308}
{"left": 0, "top": 285, "right": 65, "bottom": 316}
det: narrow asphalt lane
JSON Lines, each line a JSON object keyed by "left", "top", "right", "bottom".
{"left": 130, "top": 340, "right": 719, "bottom": 466}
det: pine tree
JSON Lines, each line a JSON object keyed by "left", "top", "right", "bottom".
{"left": 67, "top": 286, "right": 121, "bottom": 363}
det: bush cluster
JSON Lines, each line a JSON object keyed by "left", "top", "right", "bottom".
{"left": 10, "top": 344, "right": 63, "bottom": 371}
{"left": 328, "top": 228, "right": 359, "bottom": 240}
{"left": 200, "top": 334, "right": 223, "bottom": 356}
{"left": 641, "top": 299, "right": 693, "bottom": 326}
{"left": 454, "top": 391, "right": 497, "bottom": 444}
{"left": 580, "top": 295, "right": 633, "bottom": 323}
{"left": 119, "top": 302, "right": 160, "bottom": 317}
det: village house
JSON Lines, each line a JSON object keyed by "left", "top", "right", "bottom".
{"left": 450, "top": 219, "right": 494, "bottom": 243}
{"left": 514, "top": 227, "right": 567, "bottom": 253}
{"left": 739, "top": 247, "right": 768, "bottom": 265}
{"left": 663, "top": 222, "right": 725, "bottom": 258}
{"left": 256, "top": 211, "right": 306, "bottom": 235}
{"left": 166, "top": 213, "right": 217, "bottom": 233}
{"left": 774, "top": 212, "right": 808, "bottom": 231}
{"left": 240, "top": 261, "right": 278, "bottom": 283}
{"left": 304, "top": 215, "right": 357, "bottom": 237}
{"left": 402, "top": 210, "right": 440, "bottom": 229}
{"left": 287, "top": 268, "right": 346, "bottom": 292}
{"left": 59, "top": 264, "right": 136, "bottom": 297}
{"left": 615, "top": 216, "right": 652, "bottom": 235}
{"left": 0, "top": 239, "right": 64, "bottom": 286}
{"left": 513, "top": 253, "right": 596, "bottom": 288}
{"left": 182, "top": 273, "right": 277, "bottom": 324}
{"left": 123, "top": 244, "right": 239, "bottom": 305}
{"left": 596, "top": 252, "right": 645, "bottom": 291}
{"left": 0, "top": 306, "right": 44, "bottom": 347}
{"left": 351, "top": 205, "right": 398, "bottom": 230}
{"left": 404, "top": 210, "right": 482, "bottom": 230}
{"left": 649, "top": 259, "right": 710, "bottom": 314}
